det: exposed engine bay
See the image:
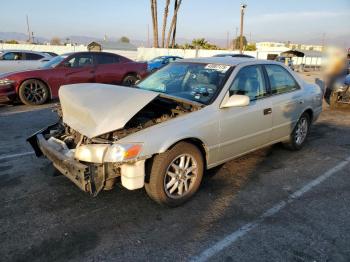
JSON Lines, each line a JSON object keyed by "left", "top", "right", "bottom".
{"left": 52, "top": 95, "right": 201, "bottom": 148}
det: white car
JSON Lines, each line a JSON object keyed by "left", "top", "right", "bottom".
{"left": 0, "top": 50, "right": 52, "bottom": 73}
{"left": 29, "top": 57, "right": 323, "bottom": 206}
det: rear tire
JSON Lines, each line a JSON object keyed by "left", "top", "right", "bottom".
{"left": 145, "top": 142, "right": 204, "bottom": 207}
{"left": 18, "top": 79, "right": 49, "bottom": 105}
{"left": 122, "top": 74, "right": 139, "bottom": 86}
{"left": 283, "top": 113, "right": 311, "bottom": 151}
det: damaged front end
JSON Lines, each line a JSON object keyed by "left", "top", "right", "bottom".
{"left": 27, "top": 92, "right": 201, "bottom": 196}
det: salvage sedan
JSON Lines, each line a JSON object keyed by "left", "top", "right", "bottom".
{"left": 28, "top": 57, "right": 323, "bottom": 206}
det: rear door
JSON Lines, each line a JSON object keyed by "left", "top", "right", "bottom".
{"left": 263, "top": 64, "right": 304, "bottom": 141}
{"left": 218, "top": 65, "right": 273, "bottom": 161}
{"left": 94, "top": 53, "right": 124, "bottom": 84}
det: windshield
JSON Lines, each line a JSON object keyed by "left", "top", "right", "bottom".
{"left": 137, "top": 62, "right": 232, "bottom": 104}
{"left": 149, "top": 56, "right": 165, "bottom": 63}
{"left": 41, "top": 55, "right": 66, "bottom": 68}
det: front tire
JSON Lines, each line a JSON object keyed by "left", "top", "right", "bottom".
{"left": 145, "top": 142, "right": 204, "bottom": 207}
{"left": 283, "top": 113, "right": 311, "bottom": 150}
{"left": 122, "top": 74, "right": 139, "bottom": 86}
{"left": 18, "top": 79, "right": 49, "bottom": 105}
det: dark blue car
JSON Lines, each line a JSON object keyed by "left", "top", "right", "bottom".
{"left": 147, "top": 56, "right": 183, "bottom": 72}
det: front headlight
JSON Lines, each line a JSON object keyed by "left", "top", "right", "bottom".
{"left": 104, "top": 143, "right": 143, "bottom": 162}
{"left": 74, "top": 143, "right": 143, "bottom": 163}
{"left": 0, "top": 79, "right": 15, "bottom": 85}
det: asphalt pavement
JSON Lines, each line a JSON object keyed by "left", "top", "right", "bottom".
{"left": 0, "top": 79, "right": 349, "bottom": 261}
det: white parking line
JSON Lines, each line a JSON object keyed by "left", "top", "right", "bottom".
{"left": 191, "top": 155, "right": 350, "bottom": 262}
{"left": 0, "top": 151, "right": 34, "bottom": 161}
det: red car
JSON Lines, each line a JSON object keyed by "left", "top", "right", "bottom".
{"left": 0, "top": 51, "right": 148, "bottom": 105}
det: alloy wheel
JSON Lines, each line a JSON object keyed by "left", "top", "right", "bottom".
{"left": 164, "top": 154, "right": 198, "bottom": 199}
{"left": 295, "top": 117, "right": 308, "bottom": 145}
{"left": 22, "top": 80, "right": 48, "bottom": 104}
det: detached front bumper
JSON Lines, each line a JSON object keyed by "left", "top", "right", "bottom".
{"left": 37, "top": 134, "right": 91, "bottom": 192}
{"left": 27, "top": 126, "right": 93, "bottom": 193}
{"left": 27, "top": 124, "right": 147, "bottom": 194}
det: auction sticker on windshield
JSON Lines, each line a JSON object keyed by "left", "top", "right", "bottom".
{"left": 204, "top": 64, "right": 230, "bottom": 73}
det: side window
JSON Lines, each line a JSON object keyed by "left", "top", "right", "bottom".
{"left": 66, "top": 54, "right": 94, "bottom": 68}
{"left": 2, "top": 52, "right": 23, "bottom": 60}
{"left": 265, "top": 64, "right": 299, "bottom": 94}
{"left": 96, "top": 54, "right": 119, "bottom": 65}
{"left": 229, "top": 65, "right": 267, "bottom": 101}
{"left": 25, "top": 53, "right": 44, "bottom": 60}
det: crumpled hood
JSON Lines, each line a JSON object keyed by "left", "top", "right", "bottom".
{"left": 59, "top": 83, "right": 159, "bottom": 138}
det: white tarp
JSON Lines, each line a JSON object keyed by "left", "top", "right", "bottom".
{"left": 59, "top": 83, "right": 158, "bottom": 138}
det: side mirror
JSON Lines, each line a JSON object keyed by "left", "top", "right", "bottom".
{"left": 61, "top": 62, "right": 71, "bottom": 68}
{"left": 221, "top": 94, "right": 250, "bottom": 108}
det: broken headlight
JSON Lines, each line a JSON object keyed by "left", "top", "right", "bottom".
{"left": 104, "top": 143, "right": 143, "bottom": 162}
{"left": 75, "top": 143, "right": 143, "bottom": 163}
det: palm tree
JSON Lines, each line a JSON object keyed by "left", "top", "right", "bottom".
{"left": 161, "top": 0, "right": 170, "bottom": 48}
{"left": 192, "top": 38, "right": 208, "bottom": 49}
{"left": 171, "top": 0, "right": 179, "bottom": 48}
{"left": 165, "top": 0, "right": 182, "bottom": 48}
{"left": 150, "top": 0, "right": 159, "bottom": 47}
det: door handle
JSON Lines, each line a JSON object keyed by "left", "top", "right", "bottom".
{"left": 263, "top": 108, "right": 272, "bottom": 115}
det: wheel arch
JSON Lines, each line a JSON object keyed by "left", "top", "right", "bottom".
{"left": 302, "top": 108, "right": 314, "bottom": 122}
{"left": 122, "top": 72, "right": 139, "bottom": 79}
{"left": 144, "top": 137, "right": 209, "bottom": 184}
{"left": 163, "top": 137, "right": 208, "bottom": 168}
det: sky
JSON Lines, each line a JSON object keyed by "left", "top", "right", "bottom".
{"left": 1, "top": 0, "right": 349, "bottom": 45}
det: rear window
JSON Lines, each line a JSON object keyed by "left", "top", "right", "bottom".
{"left": 96, "top": 54, "right": 119, "bottom": 64}
{"left": 265, "top": 64, "right": 299, "bottom": 94}
{"left": 25, "top": 53, "right": 44, "bottom": 60}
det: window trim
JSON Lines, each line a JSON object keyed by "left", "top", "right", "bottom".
{"left": 227, "top": 64, "right": 270, "bottom": 102}
{"left": 263, "top": 64, "right": 300, "bottom": 96}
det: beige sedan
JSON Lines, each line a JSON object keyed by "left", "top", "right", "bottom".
{"left": 28, "top": 57, "right": 323, "bottom": 206}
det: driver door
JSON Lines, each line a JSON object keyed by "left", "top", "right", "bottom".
{"left": 60, "top": 53, "right": 95, "bottom": 85}
{"left": 218, "top": 65, "right": 273, "bottom": 162}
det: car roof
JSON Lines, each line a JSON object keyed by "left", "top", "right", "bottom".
{"left": 178, "top": 57, "right": 285, "bottom": 67}
{"left": 178, "top": 56, "right": 259, "bottom": 66}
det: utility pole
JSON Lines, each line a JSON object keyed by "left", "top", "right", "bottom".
{"left": 147, "top": 24, "right": 150, "bottom": 47}
{"left": 239, "top": 4, "right": 247, "bottom": 54}
{"left": 321, "top": 32, "right": 326, "bottom": 52}
{"left": 234, "top": 27, "right": 238, "bottom": 50}
{"left": 226, "top": 31, "right": 230, "bottom": 49}
{"left": 26, "top": 15, "right": 31, "bottom": 43}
